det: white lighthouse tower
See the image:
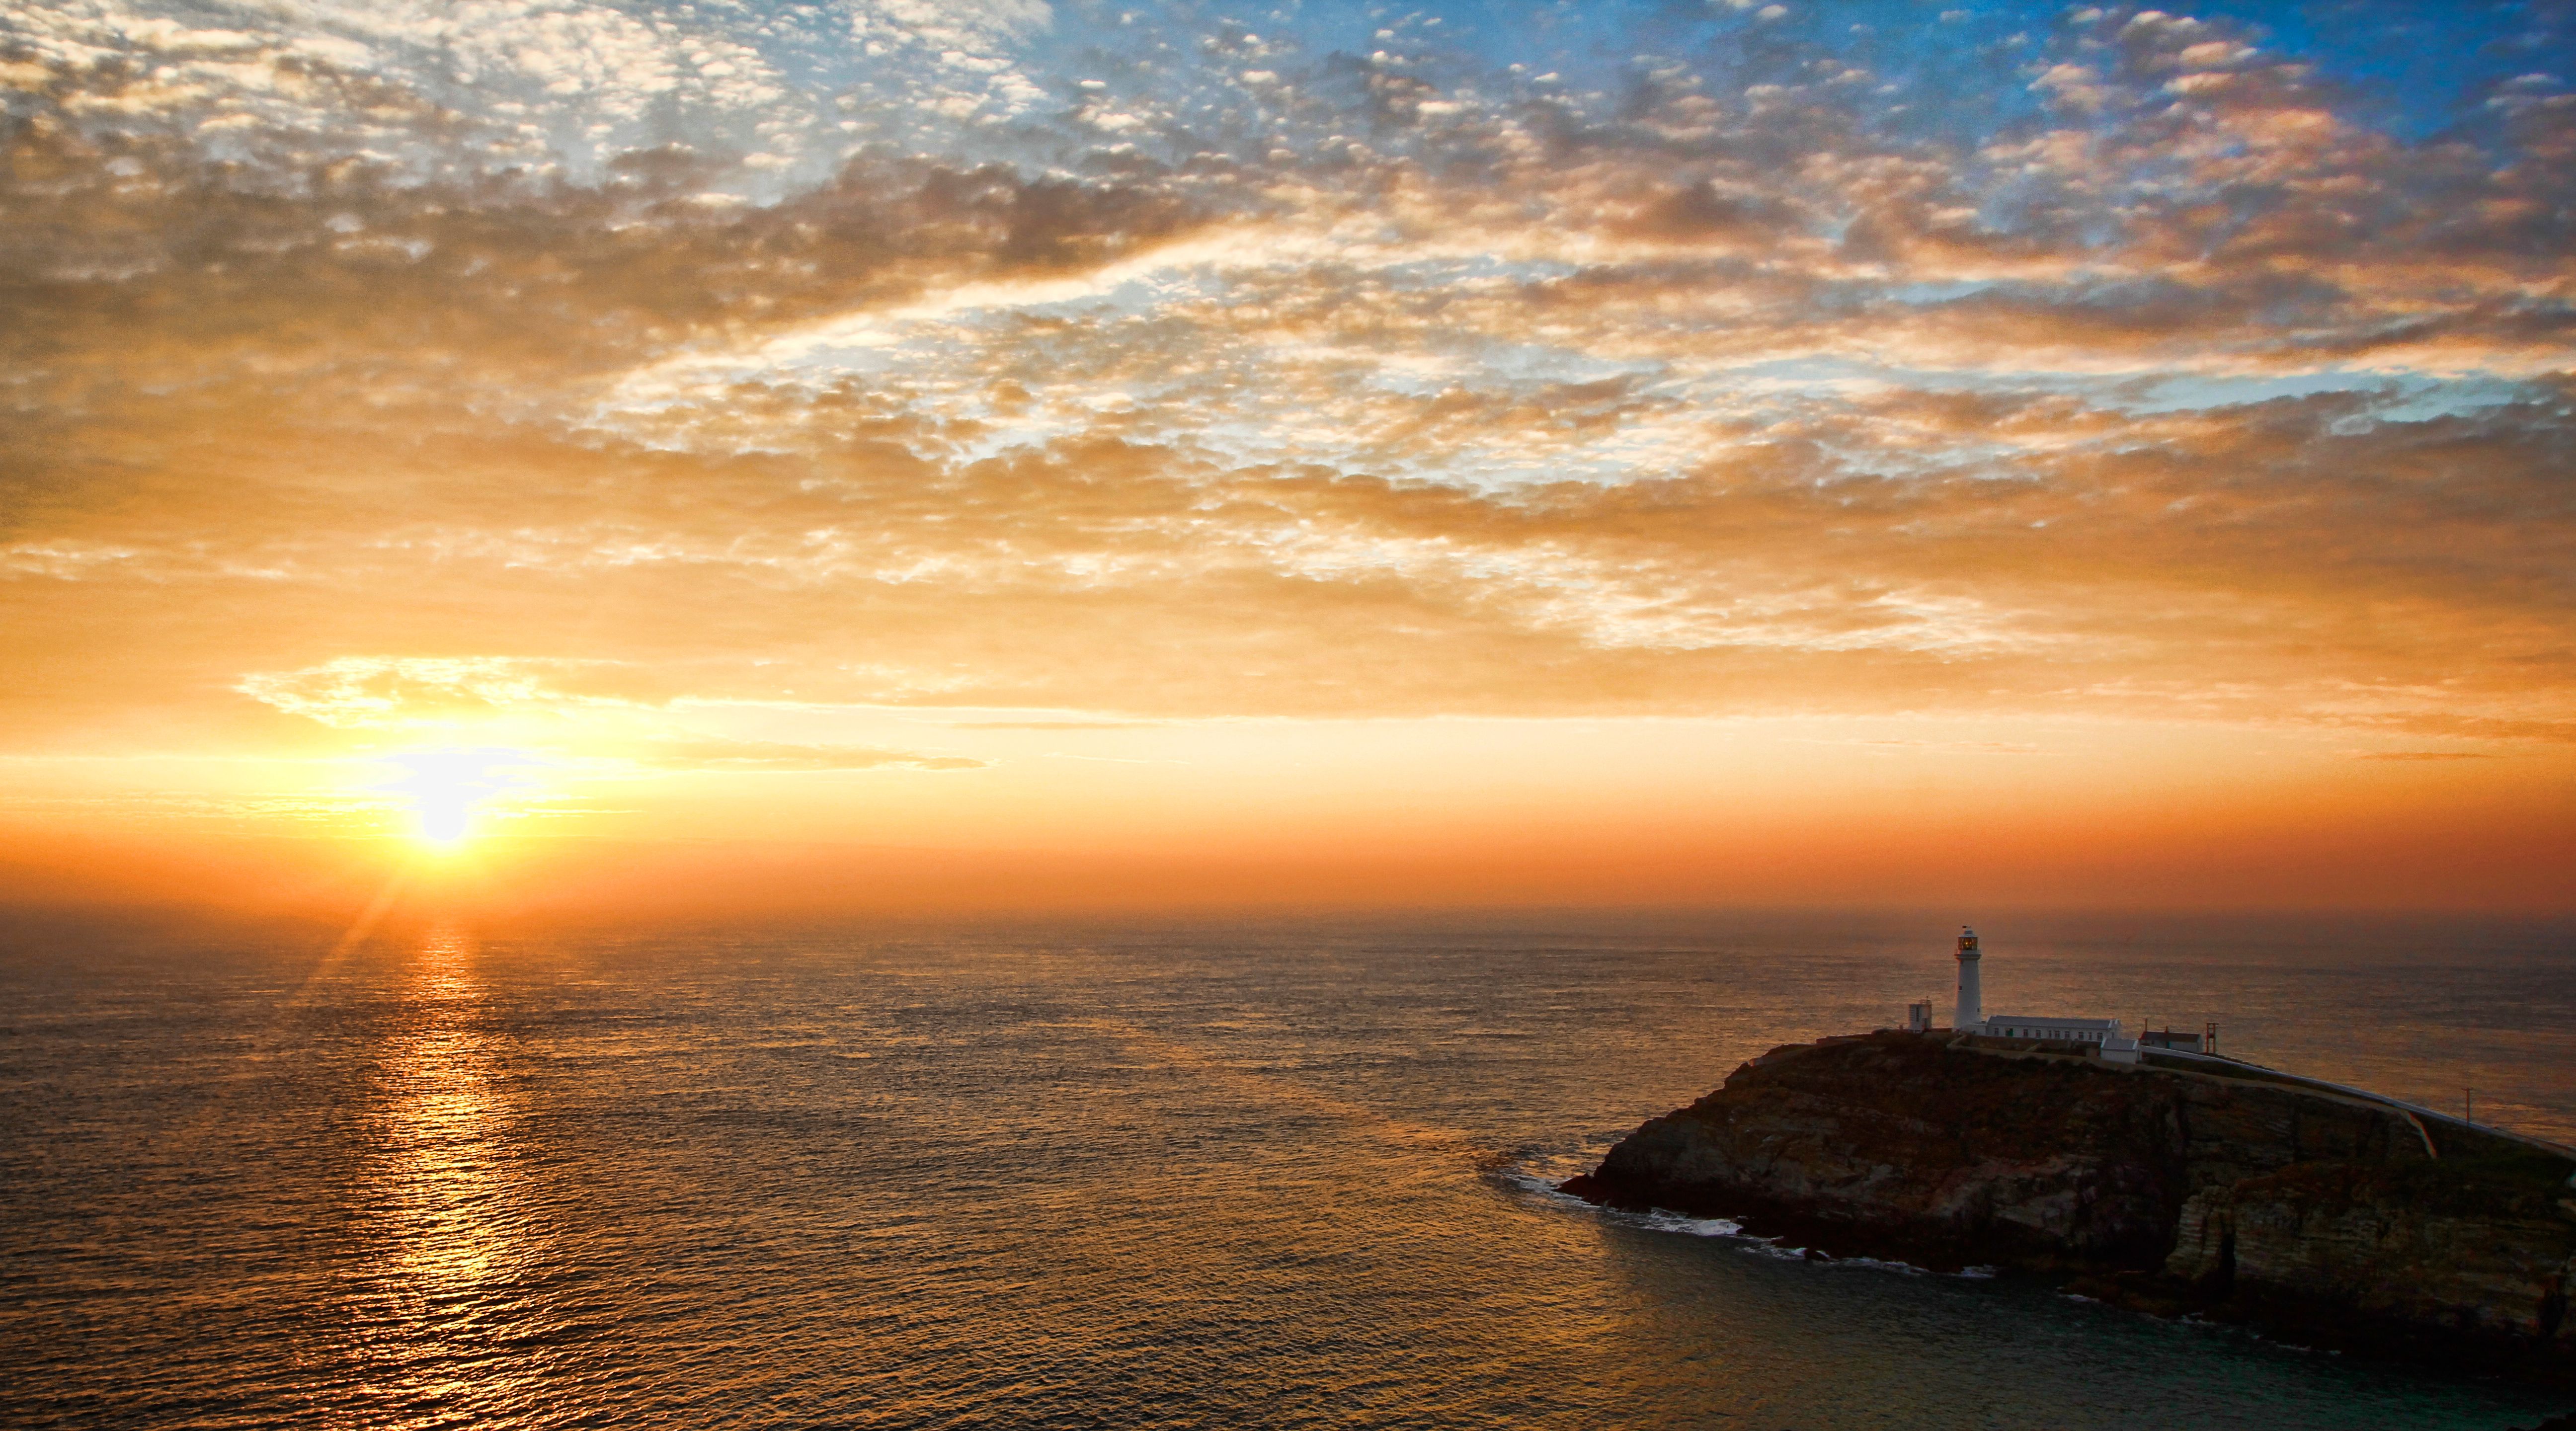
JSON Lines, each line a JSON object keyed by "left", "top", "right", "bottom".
{"left": 1954, "top": 926, "right": 1983, "bottom": 1033}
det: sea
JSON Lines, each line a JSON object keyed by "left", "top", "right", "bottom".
{"left": 4, "top": 911, "right": 2572, "bottom": 1430}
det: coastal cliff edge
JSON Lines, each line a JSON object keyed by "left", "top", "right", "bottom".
{"left": 1561, "top": 1031, "right": 2576, "bottom": 1383}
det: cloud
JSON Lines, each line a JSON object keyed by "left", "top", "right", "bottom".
{"left": 947, "top": 720, "right": 1158, "bottom": 729}
{"left": 0, "top": 0, "right": 2570, "bottom": 762}
{"left": 235, "top": 657, "right": 644, "bottom": 728}
{"left": 636, "top": 738, "right": 984, "bottom": 772}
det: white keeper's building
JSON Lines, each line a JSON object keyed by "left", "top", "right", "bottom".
{"left": 1981, "top": 1014, "right": 2123, "bottom": 1046}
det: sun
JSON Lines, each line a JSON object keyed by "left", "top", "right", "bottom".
{"left": 378, "top": 747, "right": 538, "bottom": 852}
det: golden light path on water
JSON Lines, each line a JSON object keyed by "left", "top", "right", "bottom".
{"left": 356, "top": 926, "right": 542, "bottom": 1422}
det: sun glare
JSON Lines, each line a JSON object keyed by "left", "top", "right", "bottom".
{"left": 378, "top": 748, "right": 539, "bottom": 852}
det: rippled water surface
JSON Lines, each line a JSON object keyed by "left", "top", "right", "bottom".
{"left": 5, "top": 913, "right": 2573, "bottom": 1429}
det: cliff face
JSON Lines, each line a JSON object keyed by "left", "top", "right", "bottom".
{"left": 1562, "top": 1032, "right": 2576, "bottom": 1378}
{"left": 2167, "top": 1159, "right": 2576, "bottom": 1350}
{"left": 1564, "top": 1031, "right": 2195, "bottom": 1267}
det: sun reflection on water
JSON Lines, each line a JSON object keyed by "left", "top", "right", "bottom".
{"left": 355, "top": 925, "right": 539, "bottom": 1410}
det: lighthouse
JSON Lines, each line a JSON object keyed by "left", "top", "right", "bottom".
{"left": 1897, "top": 926, "right": 2130, "bottom": 1052}
{"left": 1954, "top": 926, "right": 1983, "bottom": 1032}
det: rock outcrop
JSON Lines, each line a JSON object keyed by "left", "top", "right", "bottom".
{"left": 1562, "top": 1031, "right": 2576, "bottom": 1381}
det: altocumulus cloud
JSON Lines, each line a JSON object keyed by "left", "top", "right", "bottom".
{"left": 637, "top": 738, "right": 985, "bottom": 773}
{"left": 0, "top": 0, "right": 2571, "bottom": 753}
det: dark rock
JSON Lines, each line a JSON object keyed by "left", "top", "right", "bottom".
{"left": 1564, "top": 1031, "right": 2576, "bottom": 1383}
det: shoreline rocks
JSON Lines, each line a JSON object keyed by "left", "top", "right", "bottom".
{"left": 1562, "top": 1031, "right": 2576, "bottom": 1385}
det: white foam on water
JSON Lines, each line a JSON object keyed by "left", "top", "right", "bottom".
{"left": 1495, "top": 1153, "right": 1602, "bottom": 1204}
{"left": 1636, "top": 1209, "right": 1745, "bottom": 1238}
{"left": 1834, "top": 1256, "right": 1928, "bottom": 1276}
{"left": 1509, "top": 1153, "right": 1991, "bottom": 1283}
{"left": 1497, "top": 1153, "right": 1746, "bottom": 1238}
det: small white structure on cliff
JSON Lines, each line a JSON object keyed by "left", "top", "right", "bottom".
{"left": 1915, "top": 926, "right": 2143, "bottom": 1062}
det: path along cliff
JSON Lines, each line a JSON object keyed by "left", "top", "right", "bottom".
{"left": 1562, "top": 1031, "right": 2576, "bottom": 1383}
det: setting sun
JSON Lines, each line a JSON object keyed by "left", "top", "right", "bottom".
{"left": 378, "top": 749, "right": 539, "bottom": 853}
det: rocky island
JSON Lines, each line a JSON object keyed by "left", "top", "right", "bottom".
{"left": 1563, "top": 1030, "right": 2576, "bottom": 1384}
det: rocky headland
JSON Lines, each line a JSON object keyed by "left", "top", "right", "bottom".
{"left": 1562, "top": 1031, "right": 2576, "bottom": 1384}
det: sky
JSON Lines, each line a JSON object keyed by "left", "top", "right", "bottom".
{"left": 1, "top": 0, "right": 2571, "bottom": 920}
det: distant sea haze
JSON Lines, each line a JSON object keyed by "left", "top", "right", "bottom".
{"left": 3, "top": 914, "right": 2570, "bottom": 1429}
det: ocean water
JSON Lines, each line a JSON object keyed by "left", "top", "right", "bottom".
{"left": 4, "top": 912, "right": 2572, "bottom": 1430}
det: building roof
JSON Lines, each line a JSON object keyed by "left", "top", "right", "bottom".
{"left": 1984, "top": 1014, "right": 2121, "bottom": 1029}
